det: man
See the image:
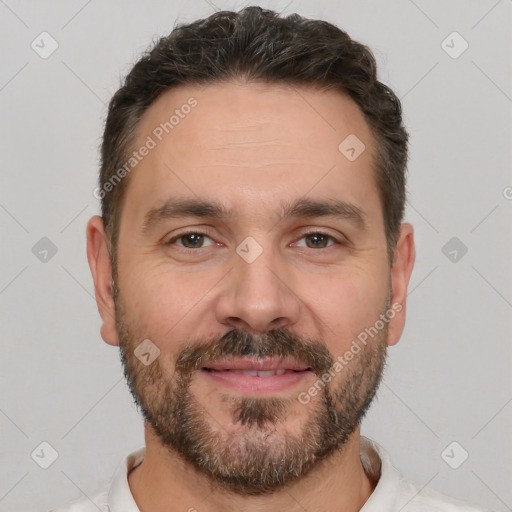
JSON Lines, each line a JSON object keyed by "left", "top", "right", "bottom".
{"left": 54, "top": 6, "right": 489, "bottom": 512}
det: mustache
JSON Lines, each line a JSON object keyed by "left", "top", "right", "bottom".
{"left": 174, "top": 327, "right": 334, "bottom": 378}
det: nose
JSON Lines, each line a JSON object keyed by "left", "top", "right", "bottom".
{"left": 214, "top": 248, "right": 302, "bottom": 334}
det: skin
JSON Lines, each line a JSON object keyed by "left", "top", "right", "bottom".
{"left": 87, "top": 81, "right": 415, "bottom": 512}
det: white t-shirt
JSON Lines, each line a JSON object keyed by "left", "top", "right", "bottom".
{"left": 51, "top": 437, "right": 491, "bottom": 512}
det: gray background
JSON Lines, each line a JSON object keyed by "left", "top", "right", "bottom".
{"left": 0, "top": 0, "right": 511, "bottom": 510}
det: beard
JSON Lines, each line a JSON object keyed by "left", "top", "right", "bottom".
{"left": 115, "top": 295, "right": 389, "bottom": 496}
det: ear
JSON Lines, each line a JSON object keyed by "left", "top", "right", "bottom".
{"left": 387, "top": 223, "right": 415, "bottom": 347}
{"left": 86, "top": 215, "right": 119, "bottom": 346}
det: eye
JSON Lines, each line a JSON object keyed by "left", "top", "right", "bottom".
{"left": 166, "top": 231, "right": 216, "bottom": 249}
{"left": 165, "top": 230, "right": 342, "bottom": 251}
{"left": 294, "top": 231, "right": 340, "bottom": 249}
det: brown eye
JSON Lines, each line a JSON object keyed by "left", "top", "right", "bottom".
{"left": 166, "top": 232, "right": 215, "bottom": 249}
{"left": 295, "top": 231, "right": 339, "bottom": 249}
{"left": 304, "top": 233, "right": 331, "bottom": 248}
{"left": 180, "top": 233, "right": 205, "bottom": 248}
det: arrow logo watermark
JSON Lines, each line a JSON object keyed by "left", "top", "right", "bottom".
{"left": 31, "top": 441, "right": 59, "bottom": 469}
{"left": 236, "top": 236, "right": 263, "bottom": 263}
{"left": 32, "top": 237, "right": 58, "bottom": 263}
{"left": 441, "top": 441, "right": 469, "bottom": 469}
{"left": 442, "top": 236, "right": 468, "bottom": 263}
{"left": 31, "top": 31, "right": 59, "bottom": 59}
{"left": 134, "top": 339, "right": 160, "bottom": 366}
{"left": 441, "top": 31, "right": 469, "bottom": 59}
{"left": 338, "top": 134, "right": 366, "bottom": 162}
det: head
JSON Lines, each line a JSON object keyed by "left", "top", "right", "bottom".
{"left": 87, "top": 6, "right": 415, "bottom": 495}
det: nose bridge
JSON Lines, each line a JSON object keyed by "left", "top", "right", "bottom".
{"left": 215, "top": 239, "right": 301, "bottom": 333}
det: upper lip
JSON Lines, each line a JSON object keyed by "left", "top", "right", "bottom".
{"left": 203, "top": 357, "right": 310, "bottom": 371}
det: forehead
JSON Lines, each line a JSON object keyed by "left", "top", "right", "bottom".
{"left": 122, "top": 81, "right": 379, "bottom": 225}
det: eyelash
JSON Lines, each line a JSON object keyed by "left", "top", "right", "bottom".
{"left": 165, "top": 230, "right": 342, "bottom": 250}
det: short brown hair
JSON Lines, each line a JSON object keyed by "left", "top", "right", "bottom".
{"left": 99, "top": 6, "right": 408, "bottom": 265}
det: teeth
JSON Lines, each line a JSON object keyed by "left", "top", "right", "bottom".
{"left": 231, "top": 370, "right": 258, "bottom": 376}
{"left": 258, "top": 370, "right": 279, "bottom": 377}
{"left": 229, "top": 369, "right": 288, "bottom": 377}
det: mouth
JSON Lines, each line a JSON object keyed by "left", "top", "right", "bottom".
{"left": 201, "top": 358, "right": 313, "bottom": 394}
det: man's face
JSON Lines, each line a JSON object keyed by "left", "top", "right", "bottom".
{"left": 110, "top": 82, "right": 398, "bottom": 494}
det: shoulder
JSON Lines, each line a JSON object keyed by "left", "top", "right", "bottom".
{"left": 48, "top": 447, "right": 145, "bottom": 512}
{"left": 361, "top": 437, "right": 492, "bottom": 512}
{"left": 49, "top": 489, "right": 109, "bottom": 512}
{"left": 397, "top": 475, "right": 492, "bottom": 512}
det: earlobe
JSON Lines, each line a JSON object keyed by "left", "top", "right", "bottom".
{"left": 387, "top": 223, "right": 416, "bottom": 347}
{"left": 86, "top": 215, "right": 120, "bottom": 346}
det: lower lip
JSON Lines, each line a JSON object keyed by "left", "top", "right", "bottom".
{"left": 201, "top": 369, "right": 312, "bottom": 394}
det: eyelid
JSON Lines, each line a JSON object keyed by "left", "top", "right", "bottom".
{"left": 292, "top": 229, "right": 343, "bottom": 247}
{"left": 165, "top": 229, "right": 218, "bottom": 247}
{"left": 165, "top": 228, "right": 345, "bottom": 250}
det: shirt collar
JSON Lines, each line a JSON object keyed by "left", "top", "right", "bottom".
{"left": 107, "top": 446, "right": 144, "bottom": 512}
{"left": 360, "top": 436, "right": 402, "bottom": 511}
{"left": 106, "top": 437, "right": 401, "bottom": 512}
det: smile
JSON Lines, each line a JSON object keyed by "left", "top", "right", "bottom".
{"left": 201, "top": 358, "right": 312, "bottom": 393}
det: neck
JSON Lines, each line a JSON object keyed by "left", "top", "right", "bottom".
{"left": 128, "top": 425, "right": 376, "bottom": 512}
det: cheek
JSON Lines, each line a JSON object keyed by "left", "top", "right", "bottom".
{"left": 117, "top": 261, "right": 218, "bottom": 339}
{"left": 302, "top": 264, "right": 389, "bottom": 354}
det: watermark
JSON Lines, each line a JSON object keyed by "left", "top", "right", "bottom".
{"left": 338, "top": 133, "right": 366, "bottom": 161}
{"left": 441, "top": 441, "right": 469, "bottom": 469}
{"left": 134, "top": 338, "right": 160, "bottom": 366}
{"left": 31, "top": 31, "right": 59, "bottom": 59}
{"left": 297, "top": 302, "right": 402, "bottom": 405}
{"left": 93, "top": 97, "right": 198, "bottom": 200}
{"left": 441, "top": 236, "right": 468, "bottom": 263}
{"left": 441, "top": 31, "right": 469, "bottom": 60}
{"left": 31, "top": 441, "right": 59, "bottom": 469}
{"left": 236, "top": 236, "right": 263, "bottom": 263}
{"left": 32, "top": 236, "right": 58, "bottom": 263}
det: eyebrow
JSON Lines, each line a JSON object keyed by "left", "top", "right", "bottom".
{"left": 141, "top": 196, "right": 366, "bottom": 235}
